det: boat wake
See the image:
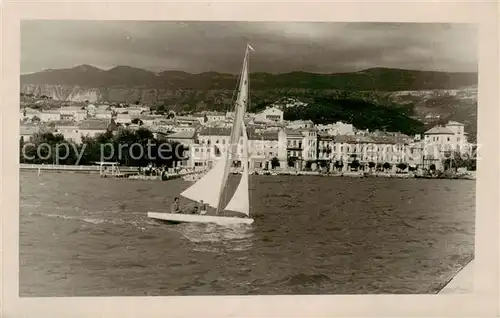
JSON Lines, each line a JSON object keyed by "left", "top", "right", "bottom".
{"left": 175, "top": 222, "right": 254, "bottom": 251}
{"left": 29, "top": 211, "right": 161, "bottom": 230}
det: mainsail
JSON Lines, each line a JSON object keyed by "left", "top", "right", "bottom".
{"left": 180, "top": 44, "right": 253, "bottom": 217}
{"left": 179, "top": 151, "right": 228, "bottom": 209}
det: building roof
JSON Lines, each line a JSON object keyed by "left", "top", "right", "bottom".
{"left": 285, "top": 129, "right": 304, "bottom": 137}
{"left": 166, "top": 130, "right": 197, "bottom": 140}
{"left": 20, "top": 125, "right": 40, "bottom": 135}
{"left": 334, "top": 134, "right": 411, "bottom": 145}
{"left": 78, "top": 119, "right": 110, "bottom": 130}
{"left": 49, "top": 120, "right": 77, "bottom": 127}
{"left": 199, "top": 127, "right": 231, "bottom": 136}
{"left": 424, "top": 126, "right": 454, "bottom": 135}
{"left": 249, "top": 130, "right": 278, "bottom": 141}
{"left": 317, "top": 132, "right": 334, "bottom": 140}
{"left": 198, "top": 126, "right": 277, "bottom": 140}
{"left": 176, "top": 116, "right": 202, "bottom": 122}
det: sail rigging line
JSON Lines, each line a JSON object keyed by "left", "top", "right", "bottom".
{"left": 180, "top": 45, "right": 254, "bottom": 219}
{"left": 216, "top": 46, "right": 252, "bottom": 215}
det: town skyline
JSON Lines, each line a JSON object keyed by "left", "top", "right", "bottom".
{"left": 21, "top": 21, "right": 477, "bottom": 75}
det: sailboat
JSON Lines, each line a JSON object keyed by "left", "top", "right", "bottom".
{"left": 147, "top": 44, "right": 255, "bottom": 226}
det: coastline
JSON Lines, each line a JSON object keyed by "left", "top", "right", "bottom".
{"left": 21, "top": 164, "right": 476, "bottom": 180}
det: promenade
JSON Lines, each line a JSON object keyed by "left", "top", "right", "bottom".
{"left": 438, "top": 259, "right": 474, "bottom": 294}
{"left": 20, "top": 163, "right": 138, "bottom": 173}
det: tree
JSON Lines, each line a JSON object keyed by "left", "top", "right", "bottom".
{"left": 271, "top": 157, "right": 280, "bottom": 169}
{"left": 131, "top": 118, "right": 144, "bottom": 126}
{"left": 396, "top": 162, "right": 408, "bottom": 172}
{"left": 287, "top": 157, "right": 296, "bottom": 168}
{"left": 156, "top": 104, "right": 167, "bottom": 115}
{"left": 350, "top": 160, "right": 360, "bottom": 171}
{"left": 32, "top": 115, "right": 41, "bottom": 123}
{"left": 383, "top": 162, "right": 392, "bottom": 171}
{"left": 429, "top": 164, "right": 436, "bottom": 171}
{"left": 368, "top": 161, "right": 376, "bottom": 170}
{"left": 334, "top": 160, "right": 344, "bottom": 171}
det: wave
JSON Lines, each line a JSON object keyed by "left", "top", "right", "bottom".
{"left": 274, "top": 273, "right": 333, "bottom": 287}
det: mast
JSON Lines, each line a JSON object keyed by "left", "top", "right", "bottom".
{"left": 216, "top": 45, "right": 253, "bottom": 215}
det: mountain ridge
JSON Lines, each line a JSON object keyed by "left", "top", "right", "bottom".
{"left": 21, "top": 65, "right": 477, "bottom": 91}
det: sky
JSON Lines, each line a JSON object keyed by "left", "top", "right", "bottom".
{"left": 21, "top": 21, "right": 477, "bottom": 74}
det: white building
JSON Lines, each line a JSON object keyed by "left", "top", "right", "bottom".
{"left": 199, "top": 111, "right": 226, "bottom": 123}
{"left": 192, "top": 126, "right": 284, "bottom": 169}
{"left": 300, "top": 128, "right": 318, "bottom": 162}
{"left": 247, "top": 130, "right": 280, "bottom": 169}
{"left": 423, "top": 121, "right": 469, "bottom": 155}
{"left": 53, "top": 120, "right": 81, "bottom": 143}
{"left": 39, "top": 111, "right": 62, "bottom": 122}
{"left": 253, "top": 106, "right": 284, "bottom": 123}
{"left": 286, "top": 120, "right": 314, "bottom": 130}
{"left": 316, "top": 121, "right": 355, "bottom": 136}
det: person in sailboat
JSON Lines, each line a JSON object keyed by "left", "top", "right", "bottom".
{"left": 191, "top": 206, "right": 199, "bottom": 214}
{"left": 199, "top": 200, "right": 207, "bottom": 215}
{"left": 171, "top": 197, "right": 181, "bottom": 214}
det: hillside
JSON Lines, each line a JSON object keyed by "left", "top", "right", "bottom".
{"left": 284, "top": 97, "right": 425, "bottom": 135}
{"left": 20, "top": 65, "right": 478, "bottom": 138}
{"left": 22, "top": 65, "right": 477, "bottom": 91}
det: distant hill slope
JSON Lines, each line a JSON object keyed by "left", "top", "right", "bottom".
{"left": 20, "top": 65, "right": 478, "bottom": 139}
{"left": 21, "top": 65, "right": 477, "bottom": 91}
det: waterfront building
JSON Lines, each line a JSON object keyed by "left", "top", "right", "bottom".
{"left": 331, "top": 134, "right": 412, "bottom": 172}
{"left": 189, "top": 126, "right": 282, "bottom": 170}
{"left": 422, "top": 120, "right": 471, "bottom": 170}
{"left": 317, "top": 132, "right": 335, "bottom": 166}
{"left": 285, "top": 129, "right": 304, "bottom": 170}
{"left": 247, "top": 130, "right": 280, "bottom": 170}
{"left": 301, "top": 127, "right": 318, "bottom": 164}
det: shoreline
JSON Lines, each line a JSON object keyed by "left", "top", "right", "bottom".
{"left": 21, "top": 164, "right": 476, "bottom": 180}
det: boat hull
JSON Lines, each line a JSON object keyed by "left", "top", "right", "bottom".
{"left": 147, "top": 212, "right": 254, "bottom": 225}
